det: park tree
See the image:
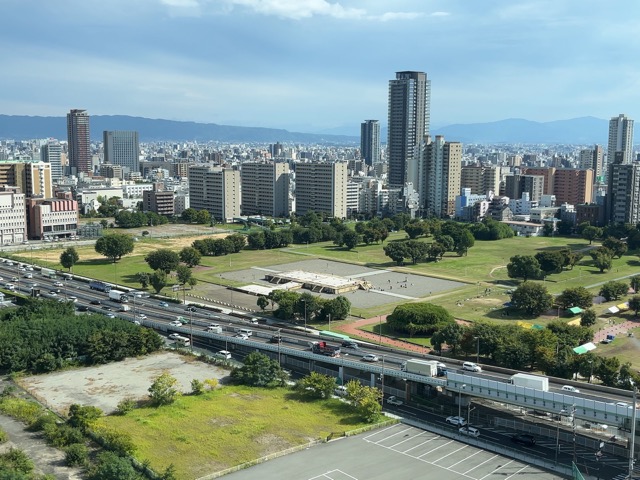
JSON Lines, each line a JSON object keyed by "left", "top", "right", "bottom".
{"left": 148, "top": 372, "right": 180, "bottom": 406}
{"left": 535, "top": 251, "right": 565, "bottom": 275}
{"left": 226, "top": 233, "right": 246, "bottom": 253}
{"left": 230, "top": 351, "right": 288, "bottom": 387}
{"left": 574, "top": 353, "right": 601, "bottom": 383}
{"left": 404, "top": 240, "right": 430, "bottom": 264}
{"left": 136, "top": 272, "right": 150, "bottom": 289}
{"left": 580, "top": 308, "right": 597, "bottom": 327}
{"left": 344, "top": 380, "right": 382, "bottom": 423}
{"left": 595, "top": 356, "right": 621, "bottom": 387}
{"left": 404, "top": 221, "right": 427, "bottom": 239}
{"left": 94, "top": 233, "right": 134, "bottom": 263}
{"left": 383, "top": 242, "right": 407, "bottom": 265}
{"left": 90, "top": 451, "right": 139, "bottom": 480}
{"left": 194, "top": 209, "right": 211, "bottom": 224}
{"left": 431, "top": 323, "right": 466, "bottom": 355}
{"left": 511, "top": 283, "right": 553, "bottom": 316}
{"left": 145, "top": 249, "right": 180, "bottom": 273}
{"left": 629, "top": 296, "right": 640, "bottom": 316}
{"left": 257, "top": 295, "right": 269, "bottom": 312}
{"left": 387, "top": 302, "right": 454, "bottom": 336}
{"left": 493, "top": 338, "right": 530, "bottom": 370}
{"left": 149, "top": 269, "right": 168, "bottom": 293}
{"left": 631, "top": 275, "right": 640, "bottom": 293}
{"left": 296, "top": 372, "right": 336, "bottom": 399}
{"left": 176, "top": 264, "right": 195, "bottom": 288}
{"left": 582, "top": 225, "right": 602, "bottom": 244}
{"left": 60, "top": 247, "right": 79, "bottom": 271}
{"left": 559, "top": 248, "right": 583, "bottom": 270}
{"left": 179, "top": 246, "right": 202, "bottom": 267}
{"left": 342, "top": 230, "right": 360, "bottom": 250}
{"left": 546, "top": 320, "right": 594, "bottom": 347}
{"left": 589, "top": 247, "right": 613, "bottom": 273}
{"left": 602, "top": 237, "right": 628, "bottom": 258}
{"left": 455, "top": 229, "right": 475, "bottom": 256}
{"left": 556, "top": 287, "right": 593, "bottom": 309}
{"left": 322, "top": 296, "right": 351, "bottom": 321}
{"left": 618, "top": 362, "right": 640, "bottom": 391}
{"left": 599, "top": 281, "right": 628, "bottom": 301}
{"left": 507, "top": 255, "right": 542, "bottom": 282}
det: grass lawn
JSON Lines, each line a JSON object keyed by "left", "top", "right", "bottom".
{"left": 98, "top": 384, "right": 378, "bottom": 479}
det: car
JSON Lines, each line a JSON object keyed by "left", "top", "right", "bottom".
{"left": 616, "top": 402, "right": 631, "bottom": 408}
{"left": 342, "top": 340, "right": 359, "bottom": 349}
{"left": 249, "top": 317, "right": 259, "bottom": 324}
{"left": 135, "top": 314, "right": 147, "bottom": 321}
{"left": 269, "top": 335, "right": 283, "bottom": 344}
{"left": 602, "top": 338, "right": 613, "bottom": 344}
{"left": 0, "top": 276, "right": 3, "bottom": 281}
{"left": 90, "top": 299, "right": 101, "bottom": 305}
{"left": 18, "top": 266, "right": 25, "bottom": 271}
{"left": 101, "top": 306, "right": 112, "bottom": 311}
{"left": 50, "top": 288, "right": 61, "bottom": 293}
{"left": 106, "top": 313, "right": 116, "bottom": 318}
{"left": 511, "top": 433, "right": 536, "bottom": 446}
{"left": 362, "top": 354, "right": 379, "bottom": 362}
{"left": 68, "top": 296, "right": 77, "bottom": 302}
{"left": 54, "top": 281, "right": 63, "bottom": 287}
{"left": 169, "top": 320, "right": 183, "bottom": 327}
{"left": 561, "top": 385, "right": 580, "bottom": 393}
{"left": 168, "top": 333, "right": 181, "bottom": 340}
{"left": 48, "top": 291, "right": 57, "bottom": 296}
{"left": 76, "top": 305, "right": 89, "bottom": 312}
{"left": 159, "top": 301, "right": 169, "bottom": 307}
{"left": 235, "top": 333, "right": 249, "bottom": 340}
{"left": 334, "top": 385, "right": 348, "bottom": 397}
{"left": 462, "top": 361, "right": 482, "bottom": 372}
{"left": 11, "top": 277, "right": 18, "bottom": 281}
{"left": 26, "top": 266, "right": 33, "bottom": 271}
{"left": 207, "top": 323, "right": 221, "bottom": 328}
{"left": 185, "top": 306, "right": 197, "bottom": 312}
{"left": 217, "top": 350, "right": 232, "bottom": 360}
{"left": 386, "top": 396, "right": 403, "bottom": 406}
{"left": 446, "top": 416, "right": 467, "bottom": 427}
{"left": 459, "top": 426, "right": 480, "bottom": 438}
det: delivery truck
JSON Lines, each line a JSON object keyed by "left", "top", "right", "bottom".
{"left": 510, "top": 373, "right": 549, "bottom": 392}
{"left": 400, "top": 359, "right": 439, "bottom": 377}
{"left": 108, "top": 289, "right": 129, "bottom": 303}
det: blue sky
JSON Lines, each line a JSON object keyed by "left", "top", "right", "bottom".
{"left": 1, "top": 0, "right": 639, "bottom": 133}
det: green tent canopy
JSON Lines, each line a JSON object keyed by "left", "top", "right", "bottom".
{"left": 568, "top": 307, "right": 583, "bottom": 315}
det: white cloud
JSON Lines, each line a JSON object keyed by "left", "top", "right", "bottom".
{"left": 160, "top": 0, "right": 200, "bottom": 7}
{"left": 225, "top": 0, "right": 423, "bottom": 21}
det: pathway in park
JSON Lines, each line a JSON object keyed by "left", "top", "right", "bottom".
{"left": 336, "top": 315, "right": 428, "bottom": 353}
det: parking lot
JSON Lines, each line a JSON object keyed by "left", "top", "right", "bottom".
{"left": 224, "top": 423, "right": 564, "bottom": 480}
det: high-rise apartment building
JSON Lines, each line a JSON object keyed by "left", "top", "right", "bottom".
{"left": 504, "top": 174, "right": 545, "bottom": 202}
{"left": 579, "top": 145, "right": 603, "bottom": 179}
{"left": 40, "top": 140, "right": 63, "bottom": 182}
{"left": 521, "top": 167, "right": 555, "bottom": 195}
{"left": 422, "top": 136, "right": 462, "bottom": 218}
{"left": 0, "top": 185, "right": 27, "bottom": 244}
{"left": 241, "top": 162, "right": 290, "bottom": 217}
{"left": 0, "top": 161, "right": 52, "bottom": 198}
{"left": 460, "top": 165, "right": 500, "bottom": 195}
{"left": 387, "top": 71, "right": 430, "bottom": 187}
{"left": 67, "top": 109, "right": 91, "bottom": 175}
{"left": 103, "top": 130, "right": 140, "bottom": 174}
{"left": 607, "top": 162, "right": 640, "bottom": 224}
{"left": 608, "top": 114, "right": 634, "bottom": 166}
{"left": 553, "top": 169, "right": 593, "bottom": 205}
{"left": 360, "top": 120, "right": 381, "bottom": 166}
{"left": 188, "top": 165, "right": 240, "bottom": 223}
{"left": 295, "top": 162, "right": 347, "bottom": 218}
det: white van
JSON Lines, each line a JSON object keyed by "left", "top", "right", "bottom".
{"left": 238, "top": 328, "right": 253, "bottom": 337}
{"left": 174, "top": 336, "right": 190, "bottom": 347}
{"left": 561, "top": 385, "right": 580, "bottom": 393}
{"left": 462, "top": 362, "right": 482, "bottom": 372}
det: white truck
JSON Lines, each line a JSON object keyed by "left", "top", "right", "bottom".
{"left": 510, "top": 373, "right": 549, "bottom": 392}
{"left": 108, "top": 289, "right": 129, "bottom": 303}
{"left": 401, "top": 359, "right": 439, "bottom": 377}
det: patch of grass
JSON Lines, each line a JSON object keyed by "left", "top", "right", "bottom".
{"left": 597, "top": 326, "right": 640, "bottom": 365}
{"left": 97, "top": 384, "right": 376, "bottom": 479}
{"left": 0, "top": 397, "right": 44, "bottom": 424}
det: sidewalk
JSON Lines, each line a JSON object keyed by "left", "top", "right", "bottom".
{"left": 336, "top": 315, "right": 428, "bottom": 353}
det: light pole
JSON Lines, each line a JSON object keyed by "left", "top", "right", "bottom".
{"left": 302, "top": 299, "right": 307, "bottom": 331}
{"left": 474, "top": 336, "right": 480, "bottom": 364}
{"left": 380, "top": 355, "right": 385, "bottom": 407}
{"left": 458, "top": 384, "right": 466, "bottom": 418}
{"left": 328, "top": 313, "right": 331, "bottom": 331}
{"left": 555, "top": 413, "right": 561, "bottom": 464}
{"left": 189, "top": 309, "right": 193, "bottom": 352}
{"left": 277, "top": 328, "right": 282, "bottom": 366}
{"left": 378, "top": 315, "right": 382, "bottom": 346}
{"left": 629, "top": 383, "right": 638, "bottom": 479}
{"left": 571, "top": 404, "right": 577, "bottom": 464}
{"left": 588, "top": 360, "right": 593, "bottom": 384}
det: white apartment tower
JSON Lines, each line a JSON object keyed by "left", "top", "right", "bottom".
{"left": 188, "top": 165, "right": 240, "bottom": 223}
{"left": 295, "top": 162, "right": 347, "bottom": 218}
{"left": 241, "top": 162, "right": 290, "bottom": 217}
{"left": 608, "top": 114, "right": 634, "bottom": 166}
{"left": 40, "top": 140, "right": 63, "bottom": 182}
{"left": 0, "top": 186, "right": 27, "bottom": 244}
{"left": 422, "top": 136, "right": 462, "bottom": 218}
{"left": 103, "top": 130, "right": 140, "bottom": 174}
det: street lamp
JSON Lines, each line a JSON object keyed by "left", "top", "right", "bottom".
{"left": 277, "top": 328, "right": 282, "bottom": 366}
{"left": 378, "top": 315, "right": 382, "bottom": 346}
{"left": 588, "top": 360, "right": 593, "bottom": 384}
{"left": 189, "top": 308, "right": 193, "bottom": 352}
{"left": 458, "top": 384, "right": 466, "bottom": 418}
{"left": 301, "top": 299, "right": 307, "bottom": 331}
{"left": 380, "top": 354, "right": 386, "bottom": 407}
{"left": 328, "top": 313, "right": 331, "bottom": 331}
{"left": 474, "top": 336, "right": 480, "bottom": 364}
{"left": 629, "top": 382, "right": 638, "bottom": 479}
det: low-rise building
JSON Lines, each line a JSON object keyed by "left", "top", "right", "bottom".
{"left": 26, "top": 192, "right": 78, "bottom": 240}
{"left": 0, "top": 185, "right": 27, "bottom": 244}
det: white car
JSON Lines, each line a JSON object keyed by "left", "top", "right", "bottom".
{"left": 54, "top": 281, "right": 64, "bottom": 287}
{"left": 386, "top": 396, "right": 403, "bottom": 406}
{"left": 106, "top": 313, "right": 116, "bottom": 318}
{"left": 459, "top": 426, "right": 480, "bottom": 438}
{"left": 135, "top": 314, "right": 147, "bottom": 320}
{"left": 169, "top": 320, "right": 182, "bottom": 327}
{"left": 334, "top": 385, "right": 348, "bottom": 397}
{"left": 235, "top": 333, "right": 249, "bottom": 340}
{"left": 362, "top": 354, "right": 379, "bottom": 362}
{"left": 159, "top": 301, "right": 169, "bottom": 307}
{"left": 217, "top": 350, "right": 232, "bottom": 359}
{"left": 446, "top": 416, "right": 467, "bottom": 426}
{"left": 168, "top": 333, "right": 181, "bottom": 340}
{"left": 462, "top": 362, "right": 482, "bottom": 372}
{"left": 68, "top": 296, "right": 77, "bottom": 302}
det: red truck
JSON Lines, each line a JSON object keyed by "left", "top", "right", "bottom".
{"left": 310, "top": 341, "right": 341, "bottom": 357}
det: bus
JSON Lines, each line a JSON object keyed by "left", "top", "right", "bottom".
{"left": 174, "top": 336, "right": 191, "bottom": 347}
{"left": 319, "top": 330, "right": 350, "bottom": 341}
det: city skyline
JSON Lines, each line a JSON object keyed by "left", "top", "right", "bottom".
{"left": 1, "top": 1, "right": 639, "bottom": 133}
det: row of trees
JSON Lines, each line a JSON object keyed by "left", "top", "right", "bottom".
{"left": 260, "top": 291, "right": 351, "bottom": 322}
{"left": 114, "top": 210, "right": 169, "bottom": 229}
{"left": 192, "top": 234, "right": 245, "bottom": 257}
{"left": 507, "top": 249, "right": 583, "bottom": 282}
{"left": 0, "top": 300, "right": 163, "bottom": 373}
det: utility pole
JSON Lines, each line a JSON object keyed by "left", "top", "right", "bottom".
{"left": 629, "top": 384, "right": 638, "bottom": 479}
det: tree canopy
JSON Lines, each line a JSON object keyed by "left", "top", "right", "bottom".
{"left": 386, "top": 302, "right": 454, "bottom": 336}
{"left": 94, "top": 233, "right": 135, "bottom": 263}
{"left": 507, "top": 255, "right": 542, "bottom": 282}
{"left": 230, "top": 352, "right": 288, "bottom": 387}
{"left": 511, "top": 283, "right": 553, "bottom": 316}
{"left": 144, "top": 249, "right": 180, "bottom": 273}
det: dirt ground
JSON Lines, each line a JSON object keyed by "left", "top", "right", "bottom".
{"left": 18, "top": 352, "right": 229, "bottom": 415}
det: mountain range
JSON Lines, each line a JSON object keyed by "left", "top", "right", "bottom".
{"left": 0, "top": 114, "right": 621, "bottom": 145}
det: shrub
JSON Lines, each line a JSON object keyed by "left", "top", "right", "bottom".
{"left": 93, "top": 425, "right": 136, "bottom": 456}
{"left": 43, "top": 423, "right": 84, "bottom": 448}
{"left": 0, "top": 429, "right": 7, "bottom": 444}
{"left": 191, "top": 379, "right": 205, "bottom": 395}
{"left": 28, "top": 413, "right": 58, "bottom": 432}
{"left": 204, "top": 378, "right": 219, "bottom": 390}
{"left": 65, "top": 443, "right": 88, "bottom": 467}
{"left": 0, "top": 397, "right": 43, "bottom": 424}
{"left": 115, "top": 398, "right": 137, "bottom": 416}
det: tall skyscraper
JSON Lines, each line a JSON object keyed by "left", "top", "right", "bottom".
{"left": 360, "top": 120, "right": 381, "bottom": 166}
{"left": 295, "top": 162, "right": 347, "bottom": 218}
{"left": 387, "top": 71, "right": 430, "bottom": 187}
{"left": 66, "top": 109, "right": 91, "bottom": 175}
{"left": 103, "top": 130, "right": 140, "bottom": 174}
{"left": 40, "top": 140, "right": 63, "bottom": 182}
{"left": 608, "top": 114, "right": 634, "bottom": 166}
{"left": 421, "top": 136, "right": 461, "bottom": 217}
{"left": 188, "top": 165, "right": 240, "bottom": 222}
{"left": 607, "top": 162, "right": 640, "bottom": 224}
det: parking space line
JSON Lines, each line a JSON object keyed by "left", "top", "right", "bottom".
{"left": 417, "top": 440, "right": 454, "bottom": 458}
{"left": 448, "top": 449, "right": 482, "bottom": 468}
{"left": 402, "top": 436, "right": 441, "bottom": 453}
{"left": 367, "top": 426, "right": 416, "bottom": 445}
{"left": 309, "top": 470, "right": 359, "bottom": 480}
{"left": 389, "top": 432, "right": 426, "bottom": 449}
{"left": 433, "top": 444, "right": 470, "bottom": 463}
{"left": 462, "top": 454, "right": 500, "bottom": 475}
{"left": 362, "top": 424, "right": 404, "bottom": 442}
{"left": 479, "top": 459, "right": 515, "bottom": 480}
{"left": 504, "top": 465, "right": 531, "bottom": 480}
